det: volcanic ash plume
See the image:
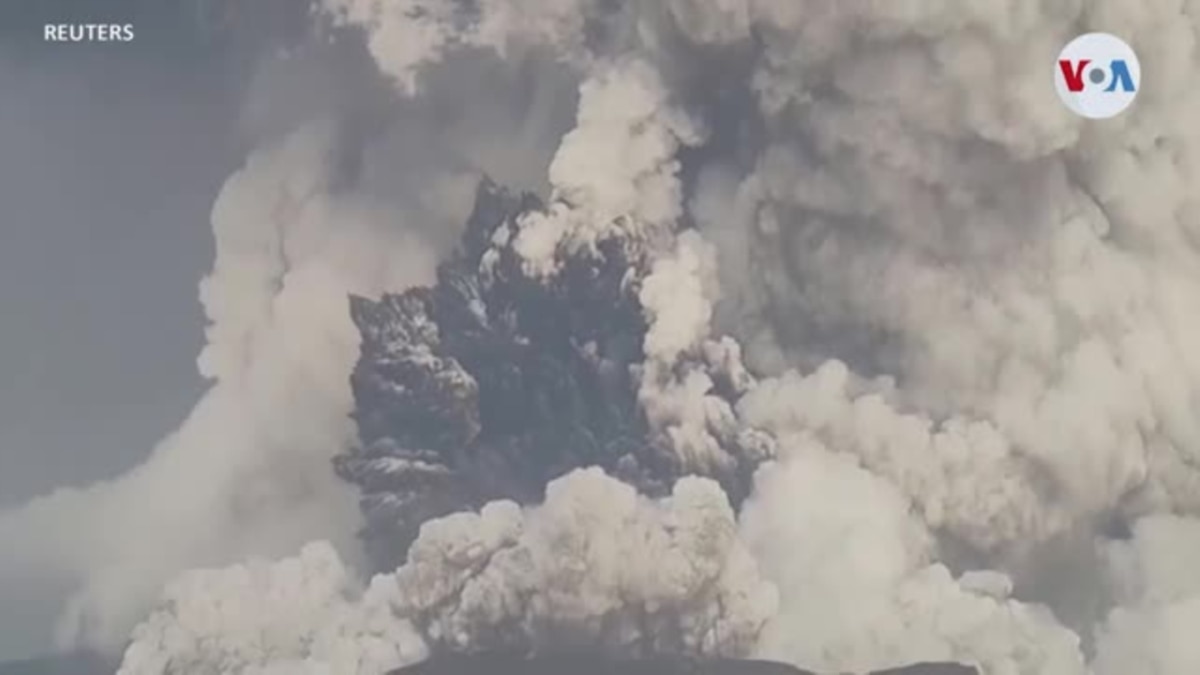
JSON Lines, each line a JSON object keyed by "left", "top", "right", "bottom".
{"left": 117, "top": 469, "right": 774, "bottom": 674}
{"left": 5, "top": 0, "right": 1200, "bottom": 674}
{"left": 116, "top": 541, "right": 428, "bottom": 675}
{"left": 1091, "top": 516, "right": 1200, "bottom": 675}
{"left": 315, "top": 0, "right": 1200, "bottom": 672}
{"left": 741, "top": 444, "right": 1086, "bottom": 674}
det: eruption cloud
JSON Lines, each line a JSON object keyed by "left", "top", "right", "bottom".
{"left": 2, "top": 1, "right": 1200, "bottom": 674}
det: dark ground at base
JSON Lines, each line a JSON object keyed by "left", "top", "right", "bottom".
{"left": 0, "top": 651, "right": 979, "bottom": 674}
{"left": 391, "top": 653, "right": 979, "bottom": 675}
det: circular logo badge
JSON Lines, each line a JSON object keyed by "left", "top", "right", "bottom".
{"left": 1055, "top": 33, "right": 1140, "bottom": 119}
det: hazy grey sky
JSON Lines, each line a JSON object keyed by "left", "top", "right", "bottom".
{"left": 0, "top": 3, "right": 280, "bottom": 508}
{"left": 0, "top": 6, "right": 266, "bottom": 660}
{"left": 0, "top": 58, "right": 222, "bottom": 506}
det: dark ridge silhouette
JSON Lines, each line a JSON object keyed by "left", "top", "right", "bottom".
{"left": 389, "top": 653, "right": 979, "bottom": 675}
{"left": 0, "top": 652, "right": 978, "bottom": 675}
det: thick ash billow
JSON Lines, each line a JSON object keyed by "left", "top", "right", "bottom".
{"left": 341, "top": 179, "right": 674, "bottom": 569}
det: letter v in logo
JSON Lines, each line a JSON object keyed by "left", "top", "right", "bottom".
{"left": 1058, "top": 59, "right": 1091, "bottom": 92}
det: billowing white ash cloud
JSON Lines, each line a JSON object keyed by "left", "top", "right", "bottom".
{"left": 8, "top": 0, "right": 1200, "bottom": 674}
{"left": 740, "top": 436, "right": 1086, "bottom": 674}
{"left": 699, "top": 0, "right": 1200, "bottom": 554}
{"left": 117, "top": 541, "right": 428, "bottom": 675}
{"left": 117, "top": 469, "right": 774, "bottom": 674}
{"left": 1091, "top": 515, "right": 1200, "bottom": 675}
{"left": 392, "top": 468, "right": 774, "bottom": 657}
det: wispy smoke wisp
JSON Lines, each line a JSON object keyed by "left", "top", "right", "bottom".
{"left": 1, "top": 124, "right": 440, "bottom": 654}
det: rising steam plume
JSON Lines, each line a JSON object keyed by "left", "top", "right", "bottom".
{"left": 3, "top": 1, "right": 1200, "bottom": 674}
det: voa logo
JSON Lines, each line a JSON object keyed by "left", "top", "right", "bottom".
{"left": 1055, "top": 32, "right": 1140, "bottom": 119}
